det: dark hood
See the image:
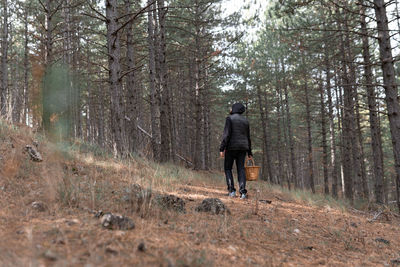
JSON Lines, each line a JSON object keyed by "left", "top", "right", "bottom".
{"left": 231, "top": 103, "right": 245, "bottom": 114}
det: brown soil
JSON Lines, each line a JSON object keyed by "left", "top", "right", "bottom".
{"left": 1, "top": 123, "right": 400, "bottom": 266}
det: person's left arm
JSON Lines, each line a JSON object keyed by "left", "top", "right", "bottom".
{"left": 247, "top": 123, "right": 253, "bottom": 158}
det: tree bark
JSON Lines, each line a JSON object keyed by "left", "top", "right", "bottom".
{"left": 373, "top": 0, "right": 400, "bottom": 211}
{"left": 157, "top": 0, "right": 171, "bottom": 162}
{"left": 282, "top": 60, "right": 297, "bottom": 189}
{"left": 362, "top": 1, "right": 385, "bottom": 204}
{"left": 275, "top": 64, "right": 284, "bottom": 185}
{"left": 106, "top": 0, "right": 125, "bottom": 156}
{"left": 302, "top": 53, "right": 315, "bottom": 193}
{"left": 1, "top": 0, "right": 8, "bottom": 117}
{"left": 147, "top": 0, "right": 161, "bottom": 161}
{"left": 338, "top": 15, "right": 354, "bottom": 201}
{"left": 124, "top": 0, "right": 138, "bottom": 154}
{"left": 23, "top": 3, "right": 29, "bottom": 124}
{"left": 325, "top": 46, "right": 338, "bottom": 198}
{"left": 257, "top": 85, "right": 274, "bottom": 183}
{"left": 319, "top": 77, "right": 329, "bottom": 195}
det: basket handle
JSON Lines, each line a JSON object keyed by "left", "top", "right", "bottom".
{"left": 245, "top": 158, "right": 255, "bottom": 167}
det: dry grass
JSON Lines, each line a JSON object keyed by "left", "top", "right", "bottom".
{"left": 1, "top": 121, "right": 400, "bottom": 266}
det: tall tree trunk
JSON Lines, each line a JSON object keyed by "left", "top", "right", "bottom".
{"left": 157, "top": 0, "right": 170, "bottom": 162}
{"left": 335, "top": 69, "right": 345, "bottom": 195}
{"left": 302, "top": 53, "right": 315, "bottom": 193}
{"left": 147, "top": 0, "right": 161, "bottom": 161}
{"left": 373, "top": 0, "right": 400, "bottom": 211}
{"left": 319, "top": 77, "right": 329, "bottom": 195}
{"left": 106, "top": 0, "right": 125, "bottom": 156}
{"left": 23, "top": 3, "right": 29, "bottom": 124}
{"left": 42, "top": 0, "right": 53, "bottom": 132}
{"left": 275, "top": 65, "right": 284, "bottom": 185}
{"left": 257, "top": 85, "right": 274, "bottom": 182}
{"left": 282, "top": 60, "right": 297, "bottom": 189}
{"left": 325, "top": 46, "right": 338, "bottom": 198}
{"left": 279, "top": 62, "right": 291, "bottom": 190}
{"left": 343, "top": 16, "right": 365, "bottom": 199}
{"left": 1, "top": 0, "right": 8, "bottom": 117}
{"left": 338, "top": 14, "right": 354, "bottom": 201}
{"left": 193, "top": 1, "right": 203, "bottom": 170}
{"left": 362, "top": 0, "right": 385, "bottom": 204}
{"left": 124, "top": 0, "right": 138, "bottom": 154}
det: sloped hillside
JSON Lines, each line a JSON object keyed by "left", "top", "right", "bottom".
{"left": 1, "top": 121, "right": 400, "bottom": 266}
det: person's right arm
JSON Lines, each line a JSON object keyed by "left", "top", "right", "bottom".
{"left": 219, "top": 117, "right": 232, "bottom": 154}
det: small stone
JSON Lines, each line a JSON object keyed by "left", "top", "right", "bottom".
{"left": 43, "top": 250, "right": 58, "bottom": 261}
{"left": 64, "top": 219, "right": 80, "bottom": 226}
{"left": 25, "top": 145, "right": 43, "bottom": 162}
{"left": 31, "top": 201, "right": 46, "bottom": 212}
{"left": 350, "top": 222, "right": 358, "bottom": 228}
{"left": 391, "top": 258, "right": 400, "bottom": 265}
{"left": 262, "top": 217, "right": 270, "bottom": 223}
{"left": 94, "top": 210, "right": 104, "bottom": 218}
{"left": 100, "top": 212, "right": 135, "bottom": 230}
{"left": 154, "top": 194, "right": 186, "bottom": 213}
{"left": 114, "top": 231, "right": 126, "bottom": 238}
{"left": 228, "top": 245, "right": 237, "bottom": 252}
{"left": 16, "top": 229, "right": 24, "bottom": 235}
{"left": 138, "top": 242, "right": 146, "bottom": 252}
{"left": 105, "top": 247, "right": 118, "bottom": 255}
{"left": 293, "top": 229, "right": 300, "bottom": 234}
{"left": 375, "top": 238, "right": 390, "bottom": 245}
{"left": 195, "top": 198, "right": 230, "bottom": 215}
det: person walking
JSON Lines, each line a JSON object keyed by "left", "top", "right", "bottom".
{"left": 219, "top": 102, "right": 253, "bottom": 199}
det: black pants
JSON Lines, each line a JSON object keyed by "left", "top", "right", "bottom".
{"left": 224, "top": 150, "right": 247, "bottom": 194}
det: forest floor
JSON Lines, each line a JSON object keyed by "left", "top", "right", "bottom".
{"left": 1, "top": 121, "right": 400, "bottom": 267}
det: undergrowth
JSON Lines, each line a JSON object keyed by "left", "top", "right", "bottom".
{"left": 259, "top": 182, "right": 350, "bottom": 212}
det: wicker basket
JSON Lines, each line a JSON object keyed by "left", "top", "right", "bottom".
{"left": 245, "top": 159, "right": 260, "bottom": 181}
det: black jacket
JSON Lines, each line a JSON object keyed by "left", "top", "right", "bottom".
{"left": 219, "top": 103, "right": 252, "bottom": 156}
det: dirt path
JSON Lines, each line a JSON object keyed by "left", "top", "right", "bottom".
{"left": 1, "top": 177, "right": 400, "bottom": 267}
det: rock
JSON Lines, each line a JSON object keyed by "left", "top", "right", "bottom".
{"left": 228, "top": 245, "right": 237, "bottom": 252}
{"left": 262, "top": 216, "right": 270, "bottom": 223}
{"left": 138, "top": 242, "right": 146, "bottom": 252}
{"left": 64, "top": 219, "right": 80, "bottom": 226}
{"left": 350, "top": 222, "right": 358, "bottom": 228}
{"left": 154, "top": 194, "right": 186, "bottom": 213}
{"left": 43, "top": 250, "right": 58, "bottom": 261}
{"left": 94, "top": 210, "right": 104, "bottom": 218}
{"left": 195, "top": 198, "right": 230, "bottom": 215}
{"left": 105, "top": 247, "right": 118, "bottom": 255}
{"left": 259, "top": 199, "right": 272, "bottom": 204}
{"left": 293, "top": 229, "right": 300, "bottom": 234}
{"left": 100, "top": 212, "right": 135, "bottom": 230}
{"left": 25, "top": 145, "right": 43, "bottom": 162}
{"left": 375, "top": 238, "right": 390, "bottom": 245}
{"left": 391, "top": 258, "right": 400, "bottom": 265}
{"left": 31, "top": 201, "right": 46, "bottom": 212}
